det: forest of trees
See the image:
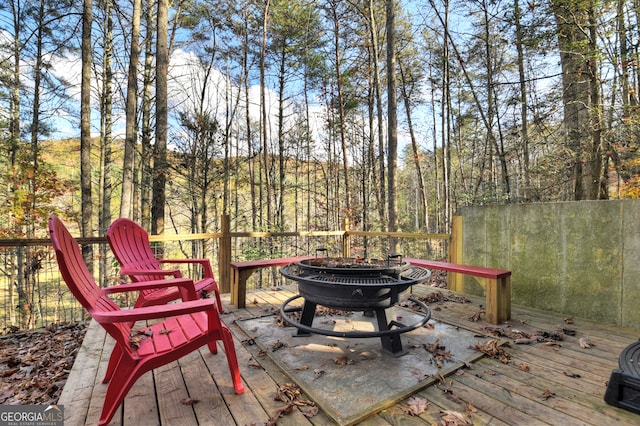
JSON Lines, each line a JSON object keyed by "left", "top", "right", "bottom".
{"left": 1, "top": 0, "right": 640, "bottom": 241}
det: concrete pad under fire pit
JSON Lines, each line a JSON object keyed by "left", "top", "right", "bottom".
{"left": 236, "top": 305, "right": 496, "bottom": 425}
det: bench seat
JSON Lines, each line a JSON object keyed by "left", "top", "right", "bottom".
{"left": 405, "top": 258, "right": 511, "bottom": 324}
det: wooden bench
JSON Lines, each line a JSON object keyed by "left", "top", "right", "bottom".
{"left": 230, "top": 256, "right": 511, "bottom": 324}
{"left": 405, "top": 258, "right": 512, "bottom": 325}
{"left": 229, "top": 256, "right": 313, "bottom": 308}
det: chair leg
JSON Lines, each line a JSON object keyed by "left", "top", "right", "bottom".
{"left": 207, "top": 340, "right": 218, "bottom": 354}
{"left": 214, "top": 289, "right": 224, "bottom": 314}
{"left": 99, "top": 357, "right": 141, "bottom": 426}
{"left": 220, "top": 327, "right": 245, "bottom": 394}
{"left": 103, "top": 344, "right": 124, "bottom": 384}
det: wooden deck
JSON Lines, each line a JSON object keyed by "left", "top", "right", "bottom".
{"left": 59, "top": 284, "right": 640, "bottom": 425}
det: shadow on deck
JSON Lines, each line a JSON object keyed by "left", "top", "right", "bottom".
{"left": 59, "top": 285, "right": 640, "bottom": 425}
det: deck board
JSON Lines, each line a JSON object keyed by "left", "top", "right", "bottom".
{"left": 59, "top": 285, "right": 640, "bottom": 425}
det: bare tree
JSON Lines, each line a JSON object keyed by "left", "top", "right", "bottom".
{"left": 120, "top": 0, "right": 142, "bottom": 220}
{"left": 81, "top": 0, "right": 93, "bottom": 259}
{"left": 152, "top": 0, "right": 169, "bottom": 235}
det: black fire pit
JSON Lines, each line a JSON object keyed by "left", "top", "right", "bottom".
{"left": 279, "top": 253, "right": 432, "bottom": 356}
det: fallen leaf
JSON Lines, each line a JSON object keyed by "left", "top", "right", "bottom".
{"left": 468, "top": 310, "right": 484, "bottom": 322}
{"left": 519, "top": 363, "right": 530, "bottom": 372}
{"left": 313, "top": 369, "right": 325, "bottom": 379}
{"left": 295, "top": 365, "right": 309, "bottom": 371}
{"left": 440, "top": 410, "right": 472, "bottom": 425}
{"left": 301, "top": 405, "right": 318, "bottom": 417}
{"left": 333, "top": 355, "right": 354, "bottom": 365}
{"left": 563, "top": 371, "right": 581, "bottom": 378}
{"left": 159, "top": 329, "right": 173, "bottom": 335}
{"left": 241, "top": 337, "right": 257, "bottom": 346}
{"left": 266, "top": 404, "right": 294, "bottom": 426}
{"left": 541, "top": 387, "right": 556, "bottom": 400}
{"left": 270, "top": 340, "right": 286, "bottom": 352}
{"left": 247, "top": 357, "right": 263, "bottom": 369}
{"left": 579, "top": 338, "right": 594, "bottom": 349}
{"left": 404, "top": 396, "right": 428, "bottom": 416}
{"left": 465, "top": 401, "right": 478, "bottom": 414}
{"left": 471, "top": 339, "right": 511, "bottom": 364}
{"left": 181, "top": 397, "right": 199, "bottom": 405}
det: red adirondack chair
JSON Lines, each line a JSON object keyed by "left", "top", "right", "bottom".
{"left": 49, "top": 215, "right": 244, "bottom": 426}
{"left": 106, "top": 217, "right": 224, "bottom": 312}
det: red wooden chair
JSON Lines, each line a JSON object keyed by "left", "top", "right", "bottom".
{"left": 106, "top": 217, "right": 224, "bottom": 312}
{"left": 49, "top": 215, "right": 244, "bottom": 426}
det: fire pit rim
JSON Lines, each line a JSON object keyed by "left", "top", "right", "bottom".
{"left": 291, "top": 256, "right": 411, "bottom": 276}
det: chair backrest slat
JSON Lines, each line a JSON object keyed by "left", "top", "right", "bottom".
{"left": 49, "top": 215, "right": 131, "bottom": 348}
{"left": 107, "top": 218, "right": 163, "bottom": 285}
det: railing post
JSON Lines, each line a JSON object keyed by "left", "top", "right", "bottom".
{"left": 342, "top": 218, "right": 351, "bottom": 258}
{"left": 448, "top": 215, "right": 463, "bottom": 291}
{"left": 218, "top": 214, "right": 231, "bottom": 293}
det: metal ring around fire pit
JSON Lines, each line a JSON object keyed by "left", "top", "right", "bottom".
{"left": 279, "top": 294, "right": 432, "bottom": 339}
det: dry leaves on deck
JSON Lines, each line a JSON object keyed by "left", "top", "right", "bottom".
{"left": 439, "top": 410, "right": 473, "bottom": 425}
{"left": 424, "top": 338, "right": 453, "bottom": 363}
{"left": 470, "top": 339, "right": 511, "bottom": 364}
{"left": 400, "top": 396, "right": 429, "bottom": 416}
{"left": 411, "top": 291, "right": 471, "bottom": 306}
{"left": 579, "top": 337, "right": 595, "bottom": 349}
{"left": 268, "top": 383, "right": 317, "bottom": 424}
{"left": 482, "top": 325, "right": 573, "bottom": 346}
{"left": 0, "top": 322, "right": 87, "bottom": 405}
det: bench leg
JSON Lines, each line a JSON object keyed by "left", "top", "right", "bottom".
{"left": 231, "top": 269, "right": 255, "bottom": 309}
{"left": 485, "top": 276, "right": 511, "bottom": 324}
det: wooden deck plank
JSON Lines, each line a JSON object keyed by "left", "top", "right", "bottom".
{"left": 223, "top": 314, "right": 317, "bottom": 425}
{"left": 200, "top": 327, "right": 273, "bottom": 425}
{"left": 121, "top": 371, "right": 159, "bottom": 426}
{"left": 61, "top": 285, "right": 640, "bottom": 426}
{"left": 180, "top": 349, "right": 235, "bottom": 425}
{"left": 58, "top": 319, "right": 106, "bottom": 426}
{"left": 418, "top": 383, "right": 511, "bottom": 426}
{"left": 154, "top": 360, "right": 197, "bottom": 425}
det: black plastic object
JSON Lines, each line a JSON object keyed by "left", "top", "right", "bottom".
{"left": 604, "top": 340, "right": 640, "bottom": 414}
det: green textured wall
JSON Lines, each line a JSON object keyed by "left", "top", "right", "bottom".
{"left": 458, "top": 200, "right": 640, "bottom": 327}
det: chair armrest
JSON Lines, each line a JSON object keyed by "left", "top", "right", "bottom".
{"left": 103, "top": 277, "right": 198, "bottom": 300}
{"left": 119, "top": 266, "right": 182, "bottom": 278}
{"left": 92, "top": 298, "right": 216, "bottom": 323}
{"left": 158, "top": 259, "right": 214, "bottom": 277}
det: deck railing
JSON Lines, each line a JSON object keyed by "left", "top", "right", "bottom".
{"left": 0, "top": 216, "right": 455, "bottom": 332}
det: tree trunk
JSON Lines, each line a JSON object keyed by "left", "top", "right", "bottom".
{"left": 242, "top": 10, "right": 257, "bottom": 230}
{"left": 140, "top": 5, "right": 155, "bottom": 229}
{"left": 121, "top": 0, "right": 142, "bottom": 219}
{"left": 100, "top": 0, "right": 114, "bottom": 287}
{"left": 550, "top": 0, "right": 593, "bottom": 200}
{"left": 386, "top": 0, "right": 398, "bottom": 245}
{"left": 260, "top": 0, "right": 272, "bottom": 228}
{"left": 514, "top": 0, "right": 530, "bottom": 200}
{"left": 329, "top": 0, "right": 351, "bottom": 216}
{"left": 152, "top": 0, "right": 168, "bottom": 235}
{"left": 80, "top": 0, "right": 93, "bottom": 263}
{"left": 399, "top": 62, "right": 428, "bottom": 231}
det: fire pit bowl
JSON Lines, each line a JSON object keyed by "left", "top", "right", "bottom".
{"left": 280, "top": 256, "right": 431, "bottom": 310}
{"left": 278, "top": 254, "right": 432, "bottom": 356}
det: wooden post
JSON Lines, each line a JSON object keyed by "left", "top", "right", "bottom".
{"left": 448, "top": 215, "right": 463, "bottom": 291}
{"left": 218, "top": 214, "right": 231, "bottom": 294}
{"left": 342, "top": 218, "right": 351, "bottom": 258}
